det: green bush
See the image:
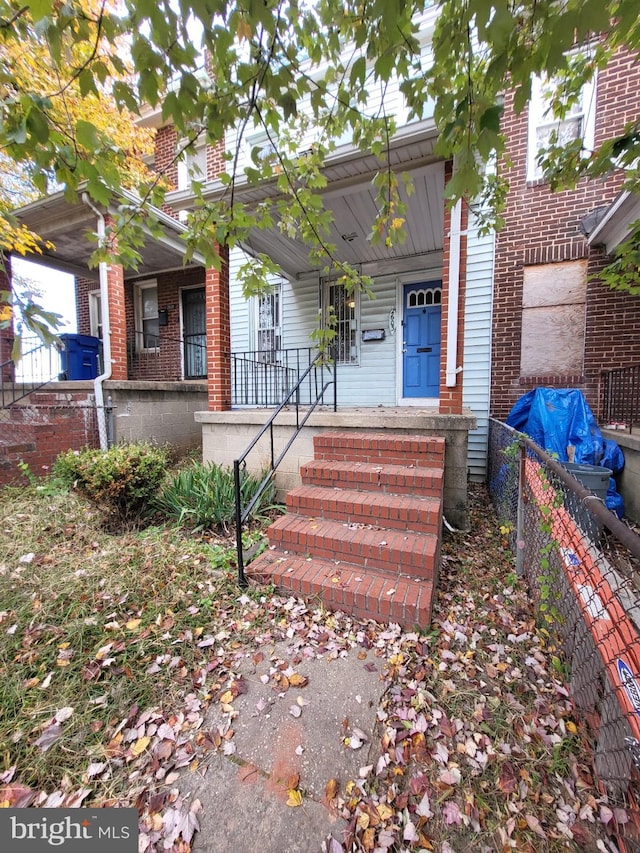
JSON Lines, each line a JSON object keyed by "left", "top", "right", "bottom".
{"left": 52, "top": 443, "right": 169, "bottom": 523}
{"left": 155, "top": 460, "right": 279, "bottom": 531}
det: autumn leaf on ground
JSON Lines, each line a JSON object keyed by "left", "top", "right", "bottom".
{"left": 325, "top": 778, "right": 339, "bottom": 801}
{"left": 286, "top": 788, "right": 303, "bottom": 807}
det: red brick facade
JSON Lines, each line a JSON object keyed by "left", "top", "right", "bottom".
{"left": 0, "top": 390, "right": 99, "bottom": 486}
{"left": 491, "top": 47, "right": 640, "bottom": 420}
{"left": 205, "top": 249, "right": 231, "bottom": 411}
{"left": 1, "top": 256, "right": 14, "bottom": 383}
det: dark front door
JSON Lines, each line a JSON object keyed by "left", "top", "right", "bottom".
{"left": 181, "top": 288, "right": 207, "bottom": 379}
{"left": 402, "top": 281, "right": 441, "bottom": 398}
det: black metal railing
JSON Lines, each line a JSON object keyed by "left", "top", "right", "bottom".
{"left": 127, "top": 330, "right": 207, "bottom": 380}
{"left": 230, "top": 347, "right": 317, "bottom": 407}
{"left": 601, "top": 365, "right": 640, "bottom": 430}
{"left": 1, "top": 336, "right": 62, "bottom": 408}
{"left": 233, "top": 349, "right": 337, "bottom": 586}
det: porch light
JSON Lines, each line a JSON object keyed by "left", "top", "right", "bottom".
{"left": 341, "top": 232, "right": 357, "bottom": 242}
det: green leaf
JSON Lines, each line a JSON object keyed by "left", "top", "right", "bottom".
{"left": 75, "top": 120, "right": 101, "bottom": 151}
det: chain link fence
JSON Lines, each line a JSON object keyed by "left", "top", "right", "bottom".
{"left": 488, "top": 418, "right": 640, "bottom": 850}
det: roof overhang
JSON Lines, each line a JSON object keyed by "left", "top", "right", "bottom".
{"left": 11, "top": 188, "right": 204, "bottom": 280}
{"left": 168, "top": 121, "right": 445, "bottom": 279}
{"left": 586, "top": 190, "right": 640, "bottom": 254}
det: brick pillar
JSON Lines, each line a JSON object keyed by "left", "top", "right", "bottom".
{"left": 205, "top": 247, "right": 231, "bottom": 411}
{"left": 438, "top": 163, "right": 468, "bottom": 415}
{"left": 0, "top": 255, "right": 15, "bottom": 382}
{"left": 105, "top": 260, "right": 127, "bottom": 381}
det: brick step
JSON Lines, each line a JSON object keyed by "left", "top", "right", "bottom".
{"left": 267, "top": 514, "right": 438, "bottom": 580}
{"left": 313, "top": 431, "right": 445, "bottom": 468}
{"left": 248, "top": 550, "right": 434, "bottom": 629}
{"left": 301, "top": 459, "right": 443, "bottom": 498}
{"left": 286, "top": 485, "right": 441, "bottom": 535}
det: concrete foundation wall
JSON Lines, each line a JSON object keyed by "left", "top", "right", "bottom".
{"left": 196, "top": 407, "right": 476, "bottom": 530}
{"left": 602, "top": 429, "right": 640, "bottom": 524}
{"left": 105, "top": 381, "right": 207, "bottom": 453}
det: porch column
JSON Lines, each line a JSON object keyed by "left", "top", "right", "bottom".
{"left": 205, "top": 246, "right": 231, "bottom": 411}
{"left": 0, "top": 256, "right": 13, "bottom": 383}
{"left": 105, "top": 258, "right": 128, "bottom": 381}
{"left": 439, "top": 162, "right": 468, "bottom": 415}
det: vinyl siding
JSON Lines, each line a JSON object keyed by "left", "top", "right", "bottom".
{"left": 463, "top": 215, "right": 495, "bottom": 480}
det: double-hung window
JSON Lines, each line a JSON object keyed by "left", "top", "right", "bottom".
{"left": 88, "top": 290, "right": 103, "bottom": 340}
{"left": 177, "top": 139, "right": 207, "bottom": 191}
{"left": 134, "top": 280, "right": 159, "bottom": 351}
{"left": 321, "top": 279, "right": 359, "bottom": 365}
{"left": 255, "top": 282, "right": 282, "bottom": 361}
{"left": 527, "top": 69, "right": 596, "bottom": 182}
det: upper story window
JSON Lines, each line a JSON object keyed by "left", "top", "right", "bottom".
{"left": 527, "top": 70, "right": 596, "bottom": 182}
{"left": 321, "top": 278, "right": 359, "bottom": 365}
{"left": 134, "top": 280, "right": 159, "bottom": 352}
{"left": 245, "top": 130, "right": 278, "bottom": 168}
{"left": 177, "top": 139, "right": 207, "bottom": 191}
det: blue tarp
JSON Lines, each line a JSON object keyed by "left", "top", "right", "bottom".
{"left": 506, "top": 388, "right": 624, "bottom": 517}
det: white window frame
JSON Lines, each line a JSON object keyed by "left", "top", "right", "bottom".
{"left": 88, "top": 289, "right": 103, "bottom": 340}
{"left": 527, "top": 68, "right": 596, "bottom": 182}
{"left": 134, "top": 279, "right": 159, "bottom": 353}
{"left": 176, "top": 138, "right": 207, "bottom": 191}
{"left": 245, "top": 129, "right": 278, "bottom": 169}
{"left": 254, "top": 282, "right": 283, "bottom": 361}
{"left": 320, "top": 278, "right": 359, "bottom": 365}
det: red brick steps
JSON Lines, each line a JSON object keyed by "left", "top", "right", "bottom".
{"left": 300, "top": 459, "right": 443, "bottom": 498}
{"left": 250, "top": 552, "right": 433, "bottom": 626}
{"left": 286, "top": 485, "right": 441, "bottom": 534}
{"left": 247, "top": 431, "right": 444, "bottom": 629}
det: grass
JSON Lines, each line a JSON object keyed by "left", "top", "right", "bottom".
{"left": 0, "top": 485, "right": 256, "bottom": 796}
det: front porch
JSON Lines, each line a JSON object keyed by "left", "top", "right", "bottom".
{"left": 196, "top": 405, "right": 476, "bottom": 531}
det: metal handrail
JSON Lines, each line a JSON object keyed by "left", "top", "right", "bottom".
{"left": 1, "top": 337, "right": 61, "bottom": 408}
{"left": 233, "top": 349, "right": 337, "bottom": 586}
{"left": 229, "top": 347, "right": 315, "bottom": 407}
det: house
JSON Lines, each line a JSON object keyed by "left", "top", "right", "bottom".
{"left": 3, "top": 7, "right": 487, "bottom": 537}
{"left": 4, "top": 14, "right": 639, "bottom": 527}
{"left": 488, "top": 45, "right": 640, "bottom": 521}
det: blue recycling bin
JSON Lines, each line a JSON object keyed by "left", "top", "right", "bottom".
{"left": 59, "top": 334, "right": 101, "bottom": 380}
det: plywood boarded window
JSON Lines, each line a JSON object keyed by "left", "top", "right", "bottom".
{"left": 520, "top": 260, "right": 587, "bottom": 376}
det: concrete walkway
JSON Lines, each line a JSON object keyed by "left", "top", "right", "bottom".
{"left": 182, "top": 641, "right": 387, "bottom": 853}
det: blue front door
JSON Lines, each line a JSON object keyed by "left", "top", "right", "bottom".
{"left": 402, "top": 282, "right": 441, "bottom": 398}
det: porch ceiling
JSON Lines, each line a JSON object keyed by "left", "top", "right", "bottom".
{"left": 169, "top": 125, "right": 446, "bottom": 280}
{"left": 11, "top": 189, "right": 203, "bottom": 281}
{"left": 241, "top": 160, "right": 445, "bottom": 280}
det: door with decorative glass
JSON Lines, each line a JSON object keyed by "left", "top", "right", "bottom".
{"left": 402, "top": 282, "right": 441, "bottom": 398}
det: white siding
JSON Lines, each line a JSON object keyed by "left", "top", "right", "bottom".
{"left": 229, "top": 246, "right": 251, "bottom": 351}
{"left": 463, "top": 215, "right": 495, "bottom": 480}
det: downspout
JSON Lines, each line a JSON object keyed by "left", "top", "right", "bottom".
{"left": 81, "top": 194, "right": 111, "bottom": 450}
{"left": 446, "top": 198, "right": 463, "bottom": 387}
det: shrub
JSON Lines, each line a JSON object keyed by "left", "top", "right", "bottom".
{"left": 52, "top": 443, "right": 169, "bottom": 524}
{"left": 155, "top": 461, "right": 279, "bottom": 531}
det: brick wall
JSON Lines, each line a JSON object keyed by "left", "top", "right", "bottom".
{"left": 1, "top": 256, "right": 13, "bottom": 382}
{"left": 0, "top": 388, "right": 99, "bottom": 485}
{"left": 491, "top": 47, "right": 640, "bottom": 420}
{"left": 126, "top": 267, "right": 205, "bottom": 381}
